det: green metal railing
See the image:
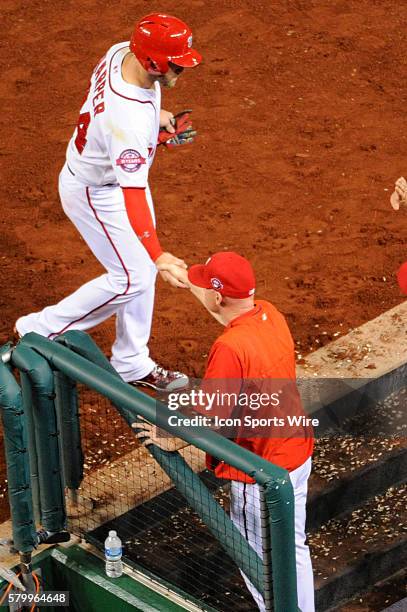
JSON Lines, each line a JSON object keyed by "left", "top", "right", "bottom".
{"left": 0, "top": 345, "right": 36, "bottom": 553}
{"left": 0, "top": 331, "right": 299, "bottom": 611}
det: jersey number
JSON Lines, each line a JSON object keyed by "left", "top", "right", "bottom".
{"left": 74, "top": 112, "right": 91, "bottom": 154}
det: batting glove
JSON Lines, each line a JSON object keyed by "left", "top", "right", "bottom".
{"left": 158, "top": 110, "right": 197, "bottom": 147}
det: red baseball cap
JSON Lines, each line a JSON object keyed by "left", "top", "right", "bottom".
{"left": 188, "top": 252, "right": 256, "bottom": 299}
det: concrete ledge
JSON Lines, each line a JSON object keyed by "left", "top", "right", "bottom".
{"left": 297, "top": 301, "right": 406, "bottom": 411}
{"left": 298, "top": 301, "right": 406, "bottom": 378}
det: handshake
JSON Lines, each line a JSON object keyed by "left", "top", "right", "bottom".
{"left": 155, "top": 252, "right": 190, "bottom": 289}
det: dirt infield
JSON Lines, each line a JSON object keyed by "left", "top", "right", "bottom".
{"left": 1, "top": 0, "right": 406, "bottom": 367}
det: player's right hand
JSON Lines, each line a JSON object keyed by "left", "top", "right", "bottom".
{"left": 155, "top": 252, "right": 187, "bottom": 270}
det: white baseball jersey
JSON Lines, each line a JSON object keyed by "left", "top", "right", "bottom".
{"left": 66, "top": 42, "right": 161, "bottom": 188}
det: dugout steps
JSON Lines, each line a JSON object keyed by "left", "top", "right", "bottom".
{"left": 307, "top": 445, "right": 406, "bottom": 532}
{"left": 84, "top": 479, "right": 406, "bottom": 612}
{"left": 337, "top": 570, "right": 407, "bottom": 612}
{"left": 311, "top": 482, "right": 406, "bottom": 610}
{"left": 84, "top": 433, "right": 405, "bottom": 543}
{"left": 317, "top": 540, "right": 407, "bottom": 612}
{"left": 84, "top": 437, "right": 405, "bottom": 611}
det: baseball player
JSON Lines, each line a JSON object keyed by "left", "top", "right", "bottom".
{"left": 390, "top": 178, "right": 407, "bottom": 294}
{"left": 134, "top": 252, "right": 315, "bottom": 612}
{"left": 14, "top": 14, "right": 202, "bottom": 391}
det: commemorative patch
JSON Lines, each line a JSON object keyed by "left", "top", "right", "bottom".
{"left": 210, "top": 277, "right": 223, "bottom": 290}
{"left": 116, "top": 149, "right": 146, "bottom": 173}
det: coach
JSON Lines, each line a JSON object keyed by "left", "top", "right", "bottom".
{"left": 135, "top": 251, "right": 315, "bottom": 611}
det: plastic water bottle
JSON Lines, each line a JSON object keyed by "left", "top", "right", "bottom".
{"left": 104, "top": 530, "right": 123, "bottom": 578}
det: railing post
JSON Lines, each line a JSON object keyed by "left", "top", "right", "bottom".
{"left": 263, "top": 476, "right": 298, "bottom": 612}
{"left": 0, "top": 353, "right": 36, "bottom": 553}
{"left": 19, "top": 372, "right": 41, "bottom": 524}
{"left": 12, "top": 344, "right": 67, "bottom": 534}
{"left": 54, "top": 371, "right": 84, "bottom": 499}
{"left": 259, "top": 485, "right": 273, "bottom": 611}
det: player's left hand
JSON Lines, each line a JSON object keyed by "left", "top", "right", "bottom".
{"left": 158, "top": 110, "right": 197, "bottom": 147}
{"left": 159, "top": 109, "right": 176, "bottom": 133}
{"left": 132, "top": 417, "right": 187, "bottom": 452}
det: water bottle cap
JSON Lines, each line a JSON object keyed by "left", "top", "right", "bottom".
{"left": 109, "top": 530, "right": 117, "bottom": 537}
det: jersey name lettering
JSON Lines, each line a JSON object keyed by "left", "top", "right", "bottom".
{"left": 92, "top": 57, "right": 107, "bottom": 116}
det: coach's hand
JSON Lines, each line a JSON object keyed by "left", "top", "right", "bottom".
{"left": 132, "top": 417, "right": 187, "bottom": 452}
{"left": 155, "top": 252, "right": 188, "bottom": 288}
{"left": 160, "top": 270, "right": 189, "bottom": 288}
{"left": 160, "top": 265, "right": 188, "bottom": 288}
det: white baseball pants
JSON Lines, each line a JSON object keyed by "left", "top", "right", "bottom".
{"left": 16, "top": 164, "right": 157, "bottom": 381}
{"left": 230, "top": 457, "right": 314, "bottom": 612}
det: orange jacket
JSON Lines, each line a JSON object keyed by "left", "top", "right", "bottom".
{"left": 201, "top": 300, "right": 314, "bottom": 482}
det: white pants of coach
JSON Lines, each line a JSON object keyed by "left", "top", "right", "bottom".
{"left": 16, "top": 164, "right": 157, "bottom": 381}
{"left": 230, "top": 457, "right": 314, "bottom": 612}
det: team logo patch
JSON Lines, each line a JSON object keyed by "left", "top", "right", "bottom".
{"left": 210, "top": 277, "right": 223, "bottom": 290}
{"left": 187, "top": 35, "right": 193, "bottom": 48}
{"left": 116, "top": 149, "right": 146, "bottom": 173}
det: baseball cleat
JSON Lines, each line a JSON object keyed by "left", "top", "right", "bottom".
{"left": 130, "top": 365, "right": 189, "bottom": 392}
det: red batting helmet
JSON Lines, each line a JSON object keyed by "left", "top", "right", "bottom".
{"left": 130, "top": 13, "right": 202, "bottom": 75}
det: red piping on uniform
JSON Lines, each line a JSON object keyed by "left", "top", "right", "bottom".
{"left": 48, "top": 187, "right": 131, "bottom": 338}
